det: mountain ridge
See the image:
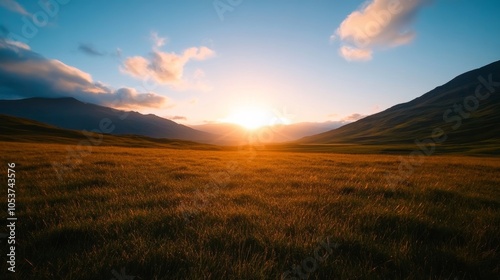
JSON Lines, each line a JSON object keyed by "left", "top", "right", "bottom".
{"left": 300, "top": 60, "right": 500, "bottom": 146}
{"left": 0, "top": 97, "right": 216, "bottom": 143}
{"left": 0, "top": 114, "right": 220, "bottom": 150}
{"left": 1, "top": 60, "right": 499, "bottom": 150}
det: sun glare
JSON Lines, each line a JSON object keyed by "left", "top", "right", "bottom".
{"left": 221, "top": 106, "right": 288, "bottom": 130}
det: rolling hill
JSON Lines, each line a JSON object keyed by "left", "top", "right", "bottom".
{"left": 301, "top": 60, "right": 500, "bottom": 149}
{"left": 0, "top": 114, "right": 220, "bottom": 150}
{"left": 0, "top": 97, "right": 215, "bottom": 143}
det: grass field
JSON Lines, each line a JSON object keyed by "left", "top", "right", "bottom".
{"left": 1, "top": 141, "right": 499, "bottom": 279}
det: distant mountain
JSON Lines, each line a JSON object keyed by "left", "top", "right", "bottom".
{"left": 0, "top": 97, "right": 215, "bottom": 143}
{"left": 192, "top": 121, "right": 345, "bottom": 144}
{"left": 301, "top": 60, "right": 500, "bottom": 148}
{"left": 0, "top": 114, "right": 219, "bottom": 150}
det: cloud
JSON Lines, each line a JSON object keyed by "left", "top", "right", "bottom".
{"left": 78, "top": 43, "right": 105, "bottom": 56}
{"left": 151, "top": 32, "right": 167, "bottom": 48}
{"left": 170, "top": 115, "right": 187, "bottom": 121}
{"left": 0, "top": 38, "right": 168, "bottom": 109}
{"left": 333, "top": 0, "right": 433, "bottom": 61}
{"left": 339, "top": 46, "right": 372, "bottom": 61}
{"left": 111, "top": 87, "right": 167, "bottom": 108}
{"left": 121, "top": 39, "right": 215, "bottom": 90}
{"left": 329, "top": 112, "right": 367, "bottom": 122}
{"left": 0, "top": 37, "right": 29, "bottom": 50}
{"left": 78, "top": 43, "right": 122, "bottom": 58}
{"left": 0, "top": 0, "right": 29, "bottom": 15}
{"left": 115, "top": 48, "right": 122, "bottom": 58}
{"left": 342, "top": 113, "right": 367, "bottom": 122}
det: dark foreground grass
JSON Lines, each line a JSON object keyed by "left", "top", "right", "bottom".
{"left": 0, "top": 142, "right": 499, "bottom": 279}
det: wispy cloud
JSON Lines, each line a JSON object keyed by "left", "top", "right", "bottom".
{"left": 333, "top": 0, "right": 433, "bottom": 61}
{"left": 170, "top": 115, "right": 187, "bottom": 121}
{"left": 151, "top": 32, "right": 167, "bottom": 48}
{"left": 121, "top": 35, "right": 215, "bottom": 91}
{"left": 78, "top": 43, "right": 122, "bottom": 58}
{"left": 0, "top": 39, "right": 168, "bottom": 109}
{"left": 78, "top": 43, "right": 105, "bottom": 56}
{"left": 342, "top": 113, "right": 367, "bottom": 122}
{"left": 0, "top": 0, "right": 29, "bottom": 15}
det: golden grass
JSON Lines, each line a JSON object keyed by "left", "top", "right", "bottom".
{"left": 0, "top": 142, "right": 499, "bottom": 279}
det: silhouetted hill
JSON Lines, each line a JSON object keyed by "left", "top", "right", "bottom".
{"left": 301, "top": 60, "right": 500, "bottom": 149}
{"left": 0, "top": 114, "right": 220, "bottom": 150}
{"left": 0, "top": 97, "right": 215, "bottom": 143}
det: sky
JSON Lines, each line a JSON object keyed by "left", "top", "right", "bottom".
{"left": 1, "top": 0, "right": 499, "bottom": 126}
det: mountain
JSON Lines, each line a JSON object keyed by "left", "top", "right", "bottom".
{"left": 0, "top": 114, "right": 219, "bottom": 150}
{"left": 0, "top": 97, "right": 215, "bottom": 143}
{"left": 191, "top": 121, "right": 346, "bottom": 144}
{"left": 300, "top": 60, "right": 500, "bottom": 148}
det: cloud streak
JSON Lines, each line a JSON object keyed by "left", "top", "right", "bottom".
{"left": 333, "top": 0, "right": 433, "bottom": 61}
{"left": 342, "top": 113, "right": 367, "bottom": 122}
{"left": 0, "top": 39, "right": 167, "bottom": 109}
{"left": 77, "top": 43, "right": 122, "bottom": 58}
{"left": 78, "top": 43, "right": 105, "bottom": 56}
{"left": 0, "top": 0, "right": 29, "bottom": 15}
{"left": 170, "top": 115, "right": 187, "bottom": 121}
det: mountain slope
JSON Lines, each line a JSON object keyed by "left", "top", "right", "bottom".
{"left": 301, "top": 60, "right": 500, "bottom": 147}
{"left": 0, "top": 114, "right": 220, "bottom": 149}
{"left": 0, "top": 97, "right": 215, "bottom": 143}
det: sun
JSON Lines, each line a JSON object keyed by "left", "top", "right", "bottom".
{"left": 222, "top": 106, "right": 275, "bottom": 130}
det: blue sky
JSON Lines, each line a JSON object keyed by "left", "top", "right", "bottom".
{"left": 1, "top": 0, "right": 499, "bottom": 125}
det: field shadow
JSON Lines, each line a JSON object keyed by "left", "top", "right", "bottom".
{"left": 362, "top": 214, "right": 466, "bottom": 246}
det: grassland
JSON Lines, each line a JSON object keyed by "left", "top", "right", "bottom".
{"left": 1, "top": 141, "right": 499, "bottom": 279}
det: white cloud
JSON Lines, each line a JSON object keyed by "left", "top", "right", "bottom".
{"left": 151, "top": 32, "right": 167, "bottom": 48}
{"left": 329, "top": 34, "right": 337, "bottom": 44}
{"left": 0, "top": 38, "right": 30, "bottom": 50}
{"left": 121, "top": 40, "right": 215, "bottom": 91}
{"left": 0, "top": 39, "right": 168, "bottom": 109}
{"left": 339, "top": 46, "right": 372, "bottom": 61}
{"left": 0, "top": 0, "right": 29, "bottom": 15}
{"left": 333, "top": 0, "right": 433, "bottom": 61}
